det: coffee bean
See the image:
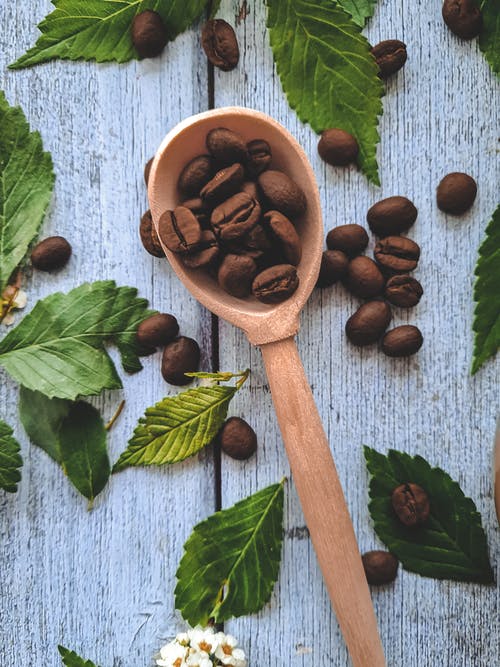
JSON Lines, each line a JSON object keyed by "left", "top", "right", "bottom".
{"left": 201, "top": 163, "right": 245, "bottom": 204}
{"left": 346, "top": 256, "right": 385, "bottom": 298}
{"left": 136, "top": 313, "right": 179, "bottom": 349}
{"left": 371, "top": 40, "right": 407, "bottom": 78}
{"left": 367, "top": 196, "right": 418, "bottom": 237}
{"left": 211, "top": 192, "right": 260, "bottom": 242}
{"left": 382, "top": 325, "right": 423, "bottom": 357}
{"left": 144, "top": 158, "right": 153, "bottom": 186}
{"left": 241, "top": 180, "right": 261, "bottom": 203}
{"left": 345, "top": 300, "right": 392, "bottom": 346}
{"left": 362, "top": 551, "right": 399, "bottom": 585}
{"left": 436, "top": 172, "right": 477, "bottom": 214}
{"left": 181, "top": 198, "right": 211, "bottom": 229}
{"left": 201, "top": 19, "right": 240, "bottom": 71}
{"left": 31, "top": 236, "right": 72, "bottom": 272}
{"left": 178, "top": 155, "right": 214, "bottom": 197}
{"left": 218, "top": 254, "right": 258, "bottom": 298}
{"left": 182, "top": 230, "right": 219, "bottom": 269}
{"left": 391, "top": 483, "right": 430, "bottom": 526}
{"left": 161, "top": 336, "right": 201, "bottom": 386}
{"left": 206, "top": 128, "right": 247, "bottom": 166}
{"left": 263, "top": 210, "right": 302, "bottom": 266}
{"left": 318, "top": 128, "right": 359, "bottom": 166}
{"left": 233, "top": 223, "right": 272, "bottom": 260}
{"left": 252, "top": 264, "right": 299, "bottom": 304}
{"left": 157, "top": 206, "right": 202, "bottom": 254}
{"left": 139, "top": 210, "right": 165, "bottom": 258}
{"left": 384, "top": 274, "right": 423, "bottom": 307}
{"left": 442, "top": 0, "right": 482, "bottom": 39}
{"left": 374, "top": 236, "right": 420, "bottom": 273}
{"left": 326, "top": 224, "right": 369, "bottom": 257}
{"left": 131, "top": 10, "right": 167, "bottom": 59}
{"left": 258, "top": 170, "right": 307, "bottom": 219}
{"left": 246, "top": 139, "right": 272, "bottom": 177}
{"left": 217, "top": 417, "right": 257, "bottom": 460}
{"left": 316, "top": 250, "right": 349, "bottom": 287}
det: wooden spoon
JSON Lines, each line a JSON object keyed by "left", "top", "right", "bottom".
{"left": 148, "top": 107, "right": 386, "bottom": 667}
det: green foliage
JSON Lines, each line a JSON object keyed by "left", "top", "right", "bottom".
{"left": 58, "top": 646, "right": 99, "bottom": 667}
{"left": 337, "top": 0, "right": 377, "bottom": 26}
{"left": 0, "top": 419, "right": 22, "bottom": 493}
{"left": 479, "top": 0, "right": 500, "bottom": 75}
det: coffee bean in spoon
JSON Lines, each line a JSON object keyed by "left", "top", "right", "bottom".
{"left": 346, "top": 256, "right": 385, "bottom": 298}
{"left": 217, "top": 417, "right": 257, "bottom": 460}
{"left": 182, "top": 230, "right": 219, "bottom": 269}
{"left": 201, "top": 19, "right": 240, "bottom": 71}
{"left": 139, "top": 210, "right": 165, "bottom": 258}
{"left": 263, "top": 210, "right": 302, "bottom": 266}
{"left": 316, "top": 250, "right": 349, "bottom": 287}
{"left": 136, "top": 313, "right": 179, "bottom": 349}
{"left": 326, "top": 224, "right": 369, "bottom": 257}
{"left": 211, "top": 192, "right": 261, "bottom": 242}
{"left": 246, "top": 139, "right": 272, "bottom": 177}
{"left": 367, "top": 196, "right": 418, "bottom": 237}
{"left": 206, "top": 128, "right": 247, "bottom": 166}
{"left": 318, "top": 128, "right": 359, "bottom": 166}
{"left": 370, "top": 40, "right": 407, "bottom": 78}
{"left": 200, "top": 163, "right": 245, "bottom": 204}
{"left": 161, "top": 336, "right": 201, "bottom": 385}
{"left": 374, "top": 236, "right": 420, "bottom": 273}
{"left": 178, "top": 155, "right": 214, "bottom": 197}
{"left": 218, "top": 254, "right": 258, "bottom": 298}
{"left": 382, "top": 325, "right": 423, "bottom": 357}
{"left": 181, "top": 198, "right": 212, "bottom": 229}
{"left": 252, "top": 264, "right": 299, "bottom": 304}
{"left": 157, "top": 206, "right": 202, "bottom": 254}
{"left": 436, "top": 172, "right": 477, "bottom": 214}
{"left": 258, "top": 170, "right": 307, "bottom": 219}
{"left": 345, "top": 300, "right": 392, "bottom": 346}
{"left": 384, "top": 274, "right": 423, "bottom": 307}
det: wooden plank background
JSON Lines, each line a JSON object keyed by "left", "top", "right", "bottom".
{"left": 0, "top": 1, "right": 499, "bottom": 665}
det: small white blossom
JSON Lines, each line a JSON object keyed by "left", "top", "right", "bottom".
{"left": 156, "top": 639, "right": 188, "bottom": 666}
{"left": 156, "top": 626, "right": 247, "bottom": 667}
{"left": 214, "top": 634, "right": 247, "bottom": 667}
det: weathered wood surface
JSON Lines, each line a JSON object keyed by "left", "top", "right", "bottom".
{"left": 0, "top": 1, "right": 499, "bottom": 666}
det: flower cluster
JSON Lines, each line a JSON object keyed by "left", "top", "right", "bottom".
{"left": 156, "top": 626, "right": 247, "bottom": 667}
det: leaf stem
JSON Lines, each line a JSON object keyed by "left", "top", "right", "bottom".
{"left": 105, "top": 399, "right": 125, "bottom": 431}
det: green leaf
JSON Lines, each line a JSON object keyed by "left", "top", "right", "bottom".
{"left": 210, "top": 0, "right": 222, "bottom": 17}
{"left": 337, "top": 0, "right": 377, "bottom": 26}
{"left": 10, "top": 0, "right": 209, "bottom": 69}
{"left": 175, "top": 480, "right": 285, "bottom": 625}
{"left": 266, "top": 0, "right": 384, "bottom": 184}
{"left": 19, "top": 387, "right": 70, "bottom": 462}
{"left": 58, "top": 645, "right": 99, "bottom": 667}
{"left": 0, "top": 281, "right": 153, "bottom": 400}
{"left": 0, "top": 419, "right": 22, "bottom": 493}
{"left": 472, "top": 204, "right": 500, "bottom": 373}
{"left": 479, "top": 0, "right": 500, "bottom": 76}
{"left": 0, "top": 90, "right": 54, "bottom": 293}
{"left": 364, "top": 446, "right": 494, "bottom": 584}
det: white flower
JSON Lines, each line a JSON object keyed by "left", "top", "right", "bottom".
{"left": 214, "top": 634, "right": 247, "bottom": 667}
{"left": 188, "top": 626, "right": 219, "bottom": 657}
{"left": 175, "top": 632, "right": 190, "bottom": 647}
{"left": 156, "top": 639, "right": 189, "bottom": 667}
{"left": 186, "top": 651, "right": 213, "bottom": 667}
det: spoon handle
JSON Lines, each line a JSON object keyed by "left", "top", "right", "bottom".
{"left": 260, "top": 336, "right": 386, "bottom": 667}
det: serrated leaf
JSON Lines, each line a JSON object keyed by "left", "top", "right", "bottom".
{"left": 0, "top": 281, "right": 153, "bottom": 400}
{"left": 114, "top": 384, "right": 237, "bottom": 472}
{"left": 10, "top": 0, "right": 209, "bottom": 69}
{"left": 364, "top": 446, "right": 494, "bottom": 584}
{"left": 210, "top": 0, "right": 222, "bottom": 17}
{"left": 58, "top": 646, "right": 99, "bottom": 667}
{"left": 479, "top": 0, "right": 500, "bottom": 76}
{"left": 0, "top": 419, "right": 22, "bottom": 493}
{"left": 266, "top": 0, "right": 384, "bottom": 184}
{"left": 337, "top": 0, "right": 377, "bottom": 26}
{"left": 19, "top": 387, "right": 70, "bottom": 462}
{"left": 472, "top": 204, "right": 500, "bottom": 373}
{"left": 176, "top": 480, "right": 285, "bottom": 625}
{"left": 0, "top": 90, "right": 54, "bottom": 293}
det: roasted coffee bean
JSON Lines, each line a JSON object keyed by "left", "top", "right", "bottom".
{"left": 246, "top": 139, "right": 272, "bottom": 177}
{"left": 258, "top": 170, "right": 307, "bottom": 219}
{"left": 391, "top": 482, "right": 430, "bottom": 526}
{"left": 139, "top": 210, "right": 165, "bottom": 257}
{"left": 442, "top": 0, "right": 482, "bottom": 39}
{"left": 316, "top": 250, "right": 349, "bottom": 287}
{"left": 263, "top": 210, "right": 302, "bottom": 266}
{"left": 136, "top": 313, "right": 179, "bottom": 349}
{"left": 206, "top": 128, "right": 247, "bottom": 166}
{"left": 345, "top": 300, "right": 392, "bottom": 346}
{"left": 374, "top": 236, "right": 420, "bottom": 273}
{"left": 436, "top": 172, "right": 477, "bottom": 214}
{"left": 217, "top": 417, "right": 257, "bottom": 460}
{"left": 201, "top": 19, "right": 240, "bottom": 71}
{"left": 384, "top": 274, "right": 423, "bottom": 307}
{"left": 236, "top": 224, "right": 272, "bottom": 260}
{"left": 362, "top": 551, "right": 399, "bottom": 585}
{"left": 218, "top": 253, "right": 258, "bottom": 298}
{"left": 326, "top": 224, "right": 369, "bottom": 257}
{"left": 131, "top": 10, "right": 167, "bottom": 58}
{"left": 201, "top": 163, "right": 245, "bottom": 204}
{"left": 367, "top": 196, "right": 418, "bottom": 237}
{"left": 346, "top": 256, "right": 385, "bottom": 298}
{"left": 211, "top": 192, "right": 260, "bottom": 241}
{"left": 371, "top": 40, "right": 407, "bottom": 78}
{"left": 178, "top": 155, "right": 214, "bottom": 197}
{"left": 161, "top": 336, "right": 201, "bottom": 386}
{"left": 382, "top": 325, "right": 423, "bottom": 357}
{"left": 252, "top": 264, "right": 299, "bottom": 304}
{"left": 241, "top": 180, "right": 261, "bottom": 203}
{"left": 144, "top": 158, "right": 153, "bottom": 186}
{"left": 182, "top": 231, "right": 219, "bottom": 269}
{"left": 181, "top": 198, "right": 211, "bottom": 229}
{"left": 318, "top": 128, "right": 359, "bottom": 166}
{"left": 31, "top": 236, "right": 72, "bottom": 272}
{"left": 157, "top": 207, "right": 202, "bottom": 254}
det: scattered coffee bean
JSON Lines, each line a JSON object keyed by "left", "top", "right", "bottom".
{"left": 345, "top": 300, "right": 392, "bottom": 346}
{"left": 316, "top": 250, "right": 349, "bottom": 287}
{"left": 211, "top": 192, "right": 260, "bottom": 242}
{"left": 158, "top": 207, "right": 202, "bottom": 254}
{"left": 442, "top": 0, "right": 482, "bottom": 39}
{"left": 201, "top": 19, "right": 240, "bottom": 71}
{"left": 258, "top": 170, "right": 307, "bottom": 219}
{"left": 346, "top": 256, "right": 385, "bottom": 298}
{"left": 371, "top": 40, "right": 407, "bottom": 78}
{"left": 217, "top": 417, "right": 257, "bottom": 460}
{"left": 218, "top": 254, "right": 258, "bottom": 298}
{"left": 201, "top": 163, "right": 245, "bottom": 204}
{"left": 382, "top": 325, "right": 423, "bottom": 357}
{"left": 139, "top": 210, "right": 165, "bottom": 258}
{"left": 131, "top": 10, "right": 167, "bottom": 59}
{"left": 362, "top": 551, "right": 399, "bottom": 585}
{"left": 206, "top": 128, "right": 247, "bottom": 166}
{"left": 263, "top": 210, "right": 302, "bottom": 266}
{"left": 374, "top": 236, "right": 420, "bottom": 273}
{"left": 326, "top": 224, "right": 369, "bottom": 257}
{"left": 246, "top": 139, "right": 272, "bottom": 177}
{"left": 178, "top": 155, "right": 214, "bottom": 197}
{"left": 384, "top": 274, "right": 423, "bottom": 307}
{"left": 367, "top": 196, "right": 418, "bottom": 237}
{"left": 161, "top": 336, "right": 200, "bottom": 385}
{"left": 318, "top": 128, "right": 359, "bottom": 166}
{"left": 31, "top": 236, "right": 72, "bottom": 272}
{"left": 182, "top": 230, "right": 219, "bottom": 269}
{"left": 436, "top": 172, "right": 477, "bottom": 214}
{"left": 144, "top": 158, "right": 153, "bottom": 186}
{"left": 391, "top": 482, "right": 430, "bottom": 526}
{"left": 252, "top": 264, "right": 299, "bottom": 304}
{"left": 136, "top": 313, "right": 179, "bottom": 349}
